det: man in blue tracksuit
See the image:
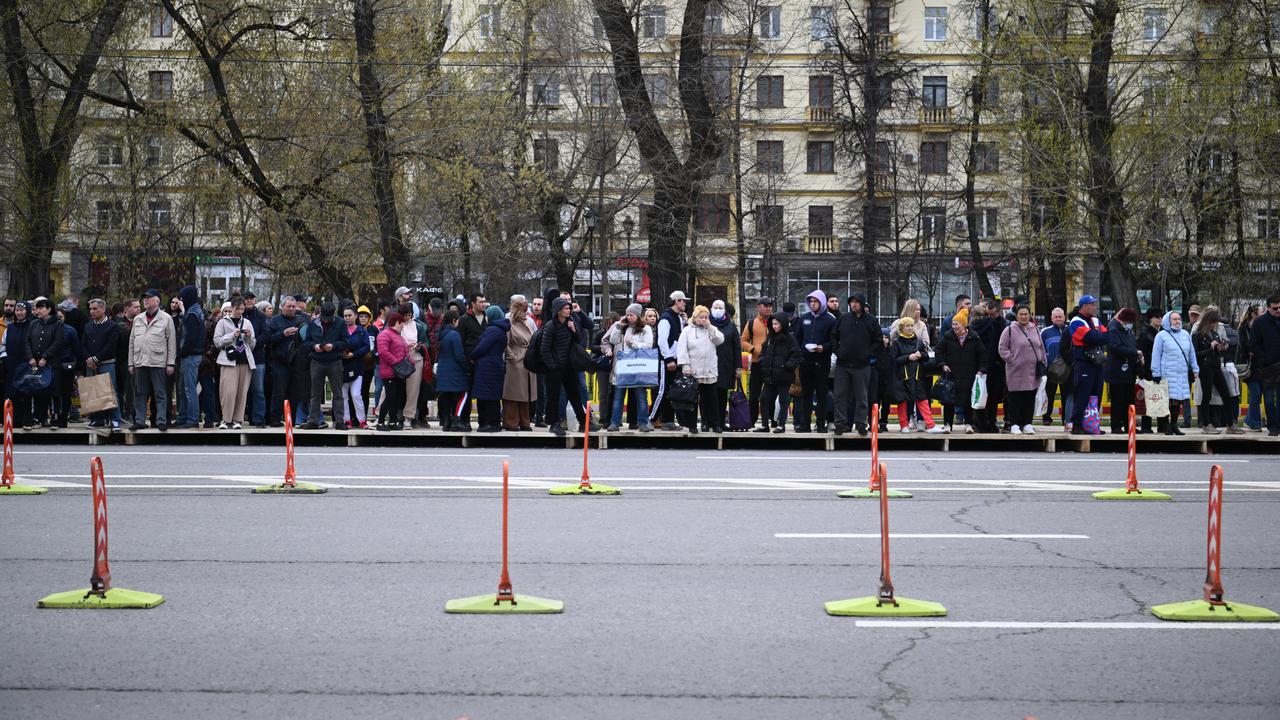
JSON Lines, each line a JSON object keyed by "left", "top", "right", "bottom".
{"left": 792, "top": 289, "right": 836, "bottom": 432}
{"left": 1068, "top": 294, "right": 1108, "bottom": 434}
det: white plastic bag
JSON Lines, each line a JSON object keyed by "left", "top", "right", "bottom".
{"left": 1141, "top": 378, "right": 1170, "bottom": 418}
{"left": 1033, "top": 376, "right": 1049, "bottom": 417}
{"left": 971, "top": 374, "right": 989, "bottom": 410}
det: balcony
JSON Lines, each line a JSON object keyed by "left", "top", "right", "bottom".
{"left": 803, "top": 235, "right": 838, "bottom": 253}
{"left": 872, "top": 33, "right": 897, "bottom": 53}
{"left": 805, "top": 105, "right": 837, "bottom": 130}
{"left": 919, "top": 105, "right": 954, "bottom": 127}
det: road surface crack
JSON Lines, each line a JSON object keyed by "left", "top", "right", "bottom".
{"left": 870, "top": 628, "right": 931, "bottom": 720}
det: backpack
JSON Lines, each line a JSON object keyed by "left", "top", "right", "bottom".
{"left": 523, "top": 324, "right": 548, "bottom": 374}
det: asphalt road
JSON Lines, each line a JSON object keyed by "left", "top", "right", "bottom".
{"left": 2, "top": 446, "right": 1278, "bottom": 719}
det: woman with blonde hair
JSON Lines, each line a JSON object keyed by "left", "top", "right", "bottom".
{"left": 891, "top": 298, "right": 932, "bottom": 347}
{"left": 675, "top": 304, "right": 725, "bottom": 433}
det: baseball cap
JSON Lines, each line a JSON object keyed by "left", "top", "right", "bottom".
{"left": 394, "top": 286, "right": 411, "bottom": 297}
{"left": 669, "top": 290, "right": 689, "bottom": 301}
{"left": 757, "top": 296, "right": 775, "bottom": 306}
{"left": 1078, "top": 294, "right": 1098, "bottom": 307}
{"left": 142, "top": 289, "right": 162, "bottom": 299}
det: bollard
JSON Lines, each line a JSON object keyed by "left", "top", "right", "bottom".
{"left": 549, "top": 403, "right": 620, "bottom": 495}
{"left": 0, "top": 399, "right": 47, "bottom": 495}
{"left": 1093, "top": 405, "right": 1170, "bottom": 500}
{"left": 1151, "top": 465, "right": 1277, "bottom": 622}
{"left": 253, "top": 400, "right": 326, "bottom": 494}
{"left": 37, "top": 457, "right": 164, "bottom": 608}
{"left": 837, "top": 403, "right": 911, "bottom": 498}
{"left": 826, "top": 463, "right": 946, "bottom": 617}
{"left": 446, "top": 460, "right": 564, "bottom": 614}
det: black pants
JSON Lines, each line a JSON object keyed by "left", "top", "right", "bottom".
{"left": 308, "top": 360, "right": 344, "bottom": 426}
{"left": 1199, "top": 365, "right": 1233, "bottom": 427}
{"left": 759, "top": 382, "right": 789, "bottom": 427}
{"left": 977, "top": 368, "right": 1005, "bottom": 431}
{"left": 436, "top": 390, "right": 459, "bottom": 429}
{"left": 748, "top": 362, "right": 766, "bottom": 425}
{"left": 478, "top": 399, "right": 501, "bottom": 428}
{"left": 1110, "top": 381, "right": 1136, "bottom": 434}
{"left": 943, "top": 375, "right": 976, "bottom": 427}
{"left": 678, "top": 383, "right": 720, "bottom": 430}
{"left": 796, "top": 360, "right": 829, "bottom": 430}
{"left": 380, "top": 376, "right": 405, "bottom": 426}
{"left": 1005, "top": 389, "right": 1035, "bottom": 429}
{"left": 1042, "top": 380, "right": 1069, "bottom": 422}
{"left": 545, "top": 370, "right": 584, "bottom": 426}
{"left": 1158, "top": 400, "right": 1185, "bottom": 433}
{"left": 533, "top": 374, "right": 547, "bottom": 423}
{"left": 832, "top": 365, "right": 871, "bottom": 429}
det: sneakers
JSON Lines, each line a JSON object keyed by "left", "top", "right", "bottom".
{"left": 1022, "top": 424, "right": 1036, "bottom": 435}
{"left": 639, "top": 423, "right": 654, "bottom": 432}
{"left": 964, "top": 424, "right": 975, "bottom": 434}
{"left": 607, "top": 424, "right": 621, "bottom": 432}
{"left": 772, "top": 426, "right": 785, "bottom": 434}
{"left": 1010, "top": 425, "right": 1023, "bottom": 435}
{"left": 1224, "top": 425, "right": 1246, "bottom": 435}
{"left": 926, "top": 425, "right": 946, "bottom": 434}
{"left": 1202, "top": 425, "right": 1222, "bottom": 435}
{"left": 899, "top": 426, "right": 913, "bottom": 434}
{"left": 753, "top": 426, "right": 771, "bottom": 433}
{"left": 233, "top": 422, "right": 243, "bottom": 430}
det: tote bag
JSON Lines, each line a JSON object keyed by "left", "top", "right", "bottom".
{"left": 77, "top": 372, "right": 118, "bottom": 415}
{"left": 615, "top": 348, "right": 660, "bottom": 388}
{"left": 971, "top": 374, "right": 989, "bottom": 410}
{"left": 1033, "top": 376, "right": 1049, "bottom": 417}
{"left": 728, "top": 378, "right": 752, "bottom": 431}
{"left": 1140, "top": 378, "right": 1170, "bottom": 418}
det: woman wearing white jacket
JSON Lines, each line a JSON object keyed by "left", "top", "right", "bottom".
{"left": 605, "top": 303, "right": 655, "bottom": 431}
{"left": 676, "top": 305, "right": 725, "bottom": 432}
{"left": 213, "top": 296, "right": 256, "bottom": 429}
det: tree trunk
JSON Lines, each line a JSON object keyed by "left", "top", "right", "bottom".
{"left": 962, "top": 3, "right": 996, "bottom": 299}
{"left": 353, "top": 0, "right": 412, "bottom": 287}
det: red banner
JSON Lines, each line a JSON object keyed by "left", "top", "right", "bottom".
{"left": 90, "top": 457, "right": 112, "bottom": 595}
{"left": 1203, "top": 465, "right": 1224, "bottom": 605}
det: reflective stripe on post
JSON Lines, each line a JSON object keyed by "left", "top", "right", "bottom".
{"left": 2, "top": 400, "right": 14, "bottom": 487}
{"left": 1125, "top": 405, "right": 1138, "bottom": 493}
{"left": 868, "top": 403, "right": 880, "bottom": 492}
{"left": 283, "top": 400, "right": 296, "bottom": 487}
{"left": 1204, "top": 464, "right": 1225, "bottom": 605}
{"left": 89, "top": 457, "right": 112, "bottom": 595}
{"left": 877, "top": 462, "right": 894, "bottom": 606}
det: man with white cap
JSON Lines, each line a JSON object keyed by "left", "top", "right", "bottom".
{"left": 649, "top": 290, "right": 688, "bottom": 429}
{"left": 395, "top": 286, "right": 420, "bottom": 321}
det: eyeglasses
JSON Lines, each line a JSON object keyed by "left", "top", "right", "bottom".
{"left": 1269, "top": 305, "right": 1280, "bottom": 312}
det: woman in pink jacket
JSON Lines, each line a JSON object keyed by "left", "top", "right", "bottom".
{"left": 998, "top": 305, "right": 1047, "bottom": 434}
{"left": 376, "top": 312, "right": 409, "bottom": 431}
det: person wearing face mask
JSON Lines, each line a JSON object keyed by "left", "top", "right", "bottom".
{"left": 1105, "top": 307, "right": 1142, "bottom": 435}
{"left": 709, "top": 299, "right": 741, "bottom": 430}
{"left": 1151, "top": 311, "right": 1199, "bottom": 435}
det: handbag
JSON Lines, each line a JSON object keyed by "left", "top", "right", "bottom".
{"left": 1048, "top": 355, "right": 1072, "bottom": 385}
{"left": 931, "top": 373, "right": 957, "bottom": 405}
{"left": 1237, "top": 363, "right": 1251, "bottom": 381}
{"left": 569, "top": 342, "right": 593, "bottom": 373}
{"left": 669, "top": 373, "right": 699, "bottom": 410}
{"left": 77, "top": 372, "right": 119, "bottom": 414}
{"left": 615, "top": 348, "right": 660, "bottom": 388}
{"left": 223, "top": 318, "right": 249, "bottom": 363}
{"left": 392, "top": 357, "right": 415, "bottom": 379}
{"left": 1033, "top": 376, "right": 1049, "bottom": 417}
{"left": 15, "top": 366, "right": 54, "bottom": 395}
{"left": 1086, "top": 343, "right": 1107, "bottom": 366}
{"left": 593, "top": 351, "right": 614, "bottom": 375}
{"left": 1140, "top": 378, "right": 1170, "bottom": 418}
{"left": 728, "top": 378, "right": 752, "bottom": 431}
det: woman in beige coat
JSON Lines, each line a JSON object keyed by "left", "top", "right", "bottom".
{"left": 676, "top": 305, "right": 725, "bottom": 433}
{"left": 501, "top": 298, "right": 538, "bottom": 430}
{"left": 213, "top": 296, "right": 256, "bottom": 429}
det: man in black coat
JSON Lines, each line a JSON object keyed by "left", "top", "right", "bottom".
{"left": 267, "top": 296, "right": 308, "bottom": 426}
{"left": 831, "top": 293, "right": 881, "bottom": 435}
{"left": 240, "top": 291, "right": 269, "bottom": 427}
{"left": 302, "top": 303, "right": 349, "bottom": 430}
{"left": 969, "top": 299, "right": 1007, "bottom": 432}
{"left": 457, "top": 293, "right": 488, "bottom": 357}
{"left": 1251, "top": 295, "right": 1280, "bottom": 435}
{"left": 82, "top": 298, "right": 122, "bottom": 428}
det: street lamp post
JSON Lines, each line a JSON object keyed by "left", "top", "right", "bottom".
{"left": 585, "top": 209, "right": 596, "bottom": 315}
{"left": 600, "top": 214, "right": 611, "bottom": 318}
{"left": 622, "top": 215, "right": 635, "bottom": 300}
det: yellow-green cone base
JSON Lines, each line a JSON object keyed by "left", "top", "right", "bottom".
{"left": 1093, "top": 488, "right": 1172, "bottom": 500}
{"left": 1151, "top": 599, "right": 1279, "bottom": 622}
{"left": 445, "top": 593, "right": 564, "bottom": 614}
{"left": 836, "top": 488, "right": 913, "bottom": 499}
{"left": 251, "top": 482, "right": 327, "bottom": 494}
{"left": 548, "top": 483, "right": 621, "bottom": 496}
{"left": 38, "top": 587, "right": 164, "bottom": 609}
{"left": 825, "top": 596, "right": 947, "bottom": 617}
{"left": 0, "top": 484, "right": 47, "bottom": 495}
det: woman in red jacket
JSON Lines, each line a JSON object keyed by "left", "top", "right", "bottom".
{"left": 376, "top": 312, "right": 409, "bottom": 431}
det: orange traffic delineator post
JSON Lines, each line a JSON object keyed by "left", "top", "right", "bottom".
{"left": 446, "top": 460, "right": 564, "bottom": 613}
{"left": 550, "top": 403, "right": 619, "bottom": 495}
{"left": 826, "top": 462, "right": 946, "bottom": 617}
{"left": 1094, "top": 405, "right": 1170, "bottom": 500}
{"left": 838, "top": 403, "right": 910, "bottom": 498}
{"left": 1, "top": 399, "right": 46, "bottom": 495}
{"left": 1152, "top": 465, "right": 1277, "bottom": 622}
{"left": 253, "top": 400, "right": 325, "bottom": 494}
{"left": 37, "top": 457, "right": 163, "bottom": 608}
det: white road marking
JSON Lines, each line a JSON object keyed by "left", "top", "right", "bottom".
{"left": 697, "top": 456, "right": 1252, "bottom": 463}
{"left": 16, "top": 450, "right": 509, "bottom": 458}
{"left": 853, "top": 620, "right": 1280, "bottom": 630}
{"left": 778, "top": 533, "right": 1089, "bottom": 539}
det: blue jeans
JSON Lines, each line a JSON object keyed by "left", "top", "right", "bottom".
{"left": 1262, "top": 384, "right": 1280, "bottom": 433}
{"left": 85, "top": 364, "right": 122, "bottom": 424}
{"left": 179, "top": 355, "right": 202, "bottom": 425}
{"left": 248, "top": 363, "right": 266, "bottom": 425}
{"left": 1243, "top": 380, "right": 1262, "bottom": 429}
{"left": 611, "top": 386, "right": 649, "bottom": 427}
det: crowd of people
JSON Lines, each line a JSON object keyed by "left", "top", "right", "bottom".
{"left": 2, "top": 287, "right": 1278, "bottom": 438}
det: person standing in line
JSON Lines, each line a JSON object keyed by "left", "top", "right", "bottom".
{"left": 25, "top": 298, "right": 65, "bottom": 428}
{"left": 357, "top": 306, "right": 379, "bottom": 426}
{"left": 937, "top": 314, "right": 986, "bottom": 433}
{"left": 890, "top": 298, "right": 935, "bottom": 430}
{"left": 531, "top": 290, "right": 554, "bottom": 427}
{"left": 676, "top": 304, "right": 725, "bottom": 433}
{"left": 604, "top": 303, "right": 654, "bottom": 432}
{"left": 266, "top": 296, "right": 306, "bottom": 426}
{"left": 173, "top": 286, "right": 205, "bottom": 429}
{"left": 50, "top": 306, "right": 81, "bottom": 428}
{"left": 213, "top": 296, "right": 255, "bottom": 429}
{"left": 375, "top": 312, "right": 409, "bottom": 431}
{"left": 198, "top": 303, "right": 224, "bottom": 428}
{"left": 1235, "top": 305, "right": 1262, "bottom": 432}
{"left": 740, "top": 296, "right": 774, "bottom": 427}
{"left": 1136, "top": 308, "right": 1163, "bottom": 433}
{"left": 831, "top": 293, "right": 880, "bottom": 436}
{"left": 1193, "top": 307, "right": 1243, "bottom": 434}
{"left": 128, "top": 290, "right": 177, "bottom": 431}
{"left": 470, "top": 305, "right": 510, "bottom": 432}
{"left": 1247, "top": 296, "right": 1280, "bottom": 436}
{"left": 1105, "top": 308, "right": 1142, "bottom": 435}
{"left": 709, "top": 299, "right": 741, "bottom": 430}
{"left": 82, "top": 299, "right": 121, "bottom": 429}
{"left": 1151, "top": 311, "right": 1199, "bottom": 435}
{"left": 5, "top": 302, "right": 33, "bottom": 428}
{"left": 1068, "top": 296, "right": 1108, "bottom": 436}
{"left": 240, "top": 291, "right": 269, "bottom": 427}
{"left": 502, "top": 297, "right": 538, "bottom": 431}
{"left": 340, "top": 305, "right": 370, "bottom": 428}
{"left": 997, "top": 305, "right": 1045, "bottom": 435}
{"left": 891, "top": 317, "right": 940, "bottom": 433}
{"left": 435, "top": 310, "right": 471, "bottom": 431}
{"left": 755, "top": 315, "right": 800, "bottom": 433}
{"left": 792, "top": 290, "right": 837, "bottom": 433}
{"left": 301, "top": 303, "right": 348, "bottom": 431}
{"left": 1040, "top": 307, "right": 1071, "bottom": 426}
{"left": 969, "top": 298, "right": 1007, "bottom": 432}
{"left": 650, "top": 291, "right": 689, "bottom": 430}
{"left": 397, "top": 302, "right": 431, "bottom": 429}
{"left": 541, "top": 297, "right": 597, "bottom": 436}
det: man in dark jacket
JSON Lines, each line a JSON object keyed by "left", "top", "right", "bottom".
{"left": 792, "top": 289, "right": 837, "bottom": 432}
{"left": 267, "top": 296, "right": 308, "bottom": 426}
{"left": 1105, "top": 308, "right": 1142, "bottom": 434}
{"left": 969, "top": 299, "right": 1007, "bottom": 432}
{"left": 539, "top": 297, "right": 598, "bottom": 435}
{"left": 174, "top": 285, "right": 205, "bottom": 428}
{"left": 25, "top": 298, "right": 65, "bottom": 427}
{"left": 302, "top": 302, "right": 349, "bottom": 430}
{"left": 1251, "top": 295, "right": 1280, "bottom": 435}
{"left": 1136, "top": 308, "right": 1163, "bottom": 433}
{"left": 457, "top": 293, "right": 488, "bottom": 357}
{"left": 831, "top": 293, "right": 881, "bottom": 435}
{"left": 82, "top": 298, "right": 122, "bottom": 428}
{"left": 240, "top": 291, "right": 269, "bottom": 427}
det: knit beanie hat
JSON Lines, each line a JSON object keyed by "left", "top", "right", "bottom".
{"left": 626, "top": 303, "right": 643, "bottom": 317}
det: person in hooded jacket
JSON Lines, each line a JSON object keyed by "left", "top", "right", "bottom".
{"left": 792, "top": 289, "right": 836, "bottom": 432}
{"left": 1105, "top": 307, "right": 1143, "bottom": 435}
{"left": 1151, "top": 310, "right": 1199, "bottom": 435}
{"left": 4, "top": 302, "right": 33, "bottom": 428}
{"left": 173, "top": 285, "right": 205, "bottom": 428}
{"left": 435, "top": 310, "right": 471, "bottom": 431}
{"left": 892, "top": 317, "right": 939, "bottom": 432}
{"left": 710, "top": 300, "right": 741, "bottom": 429}
{"left": 470, "top": 305, "right": 510, "bottom": 432}
{"left": 301, "top": 303, "right": 348, "bottom": 430}
{"left": 831, "top": 293, "right": 881, "bottom": 435}
{"left": 49, "top": 307, "right": 82, "bottom": 428}
{"left": 339, "top": 306, "right": 370, "bottom": 428}
{"left": 540, "top": 297, "right": 596, "bottom": 436}
{"left": 755, "top": 315, "right": 800, "bottom": 433}
{"left": 937, "top": 315, "right": 987, "bottom": 433}
{"left": 25, "top": 298, "right": 65, "bottom": 428}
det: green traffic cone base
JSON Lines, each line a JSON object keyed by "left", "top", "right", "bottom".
{"left": 825, "top": 595, "right": 947, "bottom": 617}
{"left": 836, "top": 488, "right": 913, "bottom": 499}
{"left": 38, "top": 587, "right": 164, "bottom": 609}
{"left": 1151, "top": 599, "right": 1279, "bottom": 622}
{"left": 0, "top": 484, "right": 48, "bottom": 495}
{"left": 251, "top": 482, "right": 327, "bottom": 494}
{"left": 1092, "top": 488, "right": 1172, "bottom": 500}
{"left": 444, "top": 593, "right": 564, "bottom": 614}
{"left": 548, "top": 483, "right": 621, "bottom": 496}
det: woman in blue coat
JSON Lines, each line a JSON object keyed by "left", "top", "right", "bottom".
{"left": 469, "top": 305, "right": 510, "bottom": 433}
{"left": 1151, "top": 310, "right": 1199, "bottom": 435}
{"left": 434, "top": 311, "right": 471, "bottom": 432}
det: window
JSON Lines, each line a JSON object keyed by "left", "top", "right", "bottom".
{"left": 810, "top": 6, "right": 833, "bottom": 41}
{"left": 533, "top": 8, "right": 556, "bottom": 35}
{"left": 1029, "top": 192, "right": 1054, "bottom": 233}
{"left": 642, "top": 6, "right": 666, "bottom": 38}
{"left": 204, "top": 205, "right": 231, "bottom": 232}
{"left": 756, "top": 140, "right": 784, "bottom": 174}
{"left": 980, "top": 76, "right": 999, "bottom": 106}
{"left": 149, "top": 70, "right": 173, "bottom": 100}
{"left": 99, "top": 71, "right": 124, "bottom": 99}
{"left": 757, "top": 204, "right": 784, "bottom": 240}
{"left": 872, "top": 141, "right": 892, "bottom": 172}
{"left": 151, "top": 5, "right": 173, "bottom": 37}
{"left": 696, "top": 194, "right": 731, "bottom": 234}
{"left": 808, "top": 205, "right": 834, "bottom": 236}
{"left": 533, "top": 138, "right": 559, "bottom": 172}
{"left": 1142, "top": 76, "right": 1167, "bottom": 108}
{"left": 589, "top": 73, "right": 612, "bottom": 106}
{"left": 592, "top": 16, "right": 605, "bottom": 41}
{"left": 976, "top": 208, "right": 998, "bottom": 238}
{"left": 868, "top": 5, "right": 890, "bottom": 33}
{"left": 96, "top": 200, "right": 123, "bottom": 230}
{"left": 921, "top": 207, "right": 946, "bottom": 244}
{"left": 920, "top": 140, "right": 948, "bottom": 174}
{"left": 806, "top": 141, "right": 834, "bottom": 173}
{"left": 479, "top": 5, "right": 500, "bottom": 38}
{"left": 145, "top": 135, "right": 165, "bottom": 166}
{"left": 1143, "top": 8, "right": 1167, "bottom": 42}
{"left": 96, "top": 138, "right": 123, "bottom": 167}
{"left": 757, "top": 75, "right": 784, "bottom": 108}
{"left": 1259, "top": 209, "right": 1280, "bottom": 239}
{"left": 924, "top": 7, "right": 948, "bottom": 41}
{"left": 922, "top": 76, "right": 948, "bottom": 107}
{"left": 1148, "top": 210, "right": 1168, "bottom": 241}
{"left": 758, "top": 5, "right": 782, "bottom": 39}
{"left": 532, "top": 74, "right": 559, "bottom": 106}
{"left": 1200, "top": 6, "right": 1224, "bottom": 35}
{"left": 974, "top": 4, "right": 998, "bottom": 40}
{"left": 808, "top": 75, "right": 833, "bottom": 107}
{"left": 147, "top": 199, "right": 172, "bottom": 228}
{"left": 643, "top": 73, "right": 671, "bottom": 106}
{"left": 873, "top": 74, "right": 894, "bottom": 109}
{"left": 588, "top": 135, "right": 616, "bottom": 170}
{"left": 975, "top": 142, "right": 999, "bottom": 173}
{"left": 869, "top": 203, "right": 891, "bottom": 242}
{"left": 704, "top": 3, "right": 724, "bottom": 36}
{"left": 705, "top": 56, "right": 731, "bottom": 106}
